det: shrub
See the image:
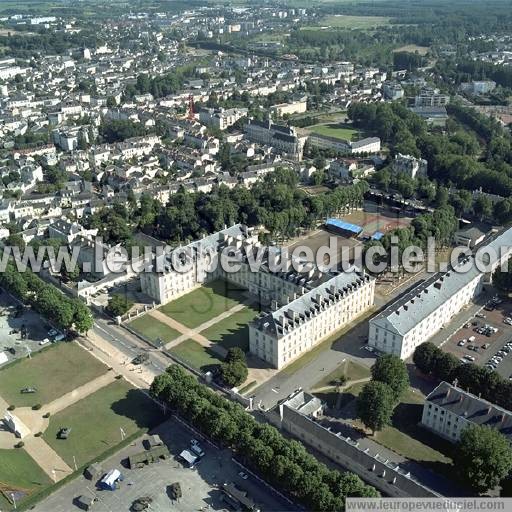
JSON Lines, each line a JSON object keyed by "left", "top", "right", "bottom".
{"left": 7, "top": 405, "right": 15, "bottom": 411}
{"left": 32, "top": 403, "right": 42, "bottom": 410}
{"left": 15, "top": 441, "right": 24, "bottom": 448}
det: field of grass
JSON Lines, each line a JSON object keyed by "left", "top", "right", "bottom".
{"left": 201, "top": 306, "right": 259, "bottom": 352}
{"left": 373, "top": 389, "right": 453, "bottom": 465}
{"left": 0, "top": 449, "right": 51, "bottom": 509}
{"left": 169, "top": 339, "right": 223, "bottom": 372}
{"left": 43, "top": 380, "right": 162, "bottom": 467}
{"left": 0, "top": 343, "right": 107, "bottom": 407}
{"left": 304, "top": 15, "right": 391, "bottom": 31}
{"left": 128, "top": 315, "right": 181, "bottom": 345}
{"left": 393, "top": 44, "right": 430, "bottom": 56}
{"left": 313, "top": 360, "right": 371, "bottom": 390}
{"left": 158, "top": 280, "right": 251, "bottom": 329}
{"left": 309, "top": 123, "right": 360, "bottom": 141}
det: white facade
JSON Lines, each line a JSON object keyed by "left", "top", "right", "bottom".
{"left": 250, "top": 271, "right": 375, "bottom": 369}
{"left": 140, "top": 224, "right": 375, "bottom": 369}
{"left": 391, "top": 153, "right": 428, "bottom": 179}
{"left": 421, "top": 381, "right": 512, "bottom": 443}
{"left": 369, "top": 227, "right": 512, "bottom": 359}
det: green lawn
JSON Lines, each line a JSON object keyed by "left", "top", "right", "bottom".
{"left": 169, "top": 339, "right": 223, "bottom": 372}
{"left": 310, "top": 123, "right": 360, "bottom": 141}
{"left": 200, "top": 306, "right": 259, "bottom": 352}
{"left": 314, "top": 381, "right": 366, "bottom": 409}
{"left": 373, "top": 389, "right": 453, "bottom": 465}
{"left": 0, "top": 449, "right": 51, "bottom": 509}
{"left": 158, "top": 280, "right": 251, "bottom": 329}
{"left": 313, "top": 360, "right": 371, "bottom": 390}
{"left": 128, "top": 315, "right": 181, "bottom": 345}
{"left": 304, "top": 15, "right": 391, "bottom": 30}
{"left": 0, "top": 343, "right": 107, "bottom": 407}
{"left": 43, "top": 379, "right": 162, "bottom": 468}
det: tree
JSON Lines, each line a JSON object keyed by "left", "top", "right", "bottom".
{"left": 6, "top": 233, "right": 25, "bottom": 250}
{"left": 220, "top": 360, "right": 248, "bottom": 388}
{"left": 72, "top": 300, "right": 94, "bottom": 334}
{"left": 473, "top": 194, "right": 493, "bottom": 221}
{"left": 371, "top": 354, "right": 409, "bottom": 400}
{"left": 106, "top": 294, "right": 134, "bottom": 317}
{"left": 413, "top": 342, "right": 438, "bottom": 374}
{"left": 493, "top": 256, "right": 512, "bottom": 293}
{"left": 356, "top": 381, "right": 395, "bottom": 434}
{"left": 454, "top": 425, "right": 512, "bottom": 493}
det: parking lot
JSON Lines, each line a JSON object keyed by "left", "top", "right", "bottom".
{"left": 442, "top": 296, "right": 512, "bottom": 379}
{"left": 0, "top": 290, "right": 52, "bottom": 366}
{"left": 33, "top": 416, "right": 294, "bottom": 512}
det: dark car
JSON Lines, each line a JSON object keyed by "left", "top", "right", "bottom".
{"left": 132, "top": 353, "right": 149, "bottom": 365}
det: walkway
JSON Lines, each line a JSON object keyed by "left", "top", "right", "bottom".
{"left": 157, "top": 303, "right": 246, "bottom": 351}
{"left": 23, "top": 437, "right": 73, "bottom": 482}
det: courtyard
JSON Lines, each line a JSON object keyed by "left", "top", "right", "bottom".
{"left": 128, "top": 279, "right": 264, "bottom": 378}
{"left": 0, "top": 341, "right": 163, "bottom": 510}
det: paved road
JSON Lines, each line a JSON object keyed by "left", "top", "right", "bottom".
{"left": 251, "top": 271, "right": 430, "bottom": 409}
{"left": 91, "top": 317, "right": 169, "bottom": 377}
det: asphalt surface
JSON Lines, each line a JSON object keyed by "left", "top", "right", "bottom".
{"left": 33, "top": 416, "right": 294, "bottom": 512}
{"left": 250, "top": 270, "right": 430, "bottom": 410}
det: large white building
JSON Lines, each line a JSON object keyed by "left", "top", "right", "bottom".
{"left": 368, "top": 227, "right": 512, "bottom": 359}
{"left": 391, "top": 153, "right": 428, "bottom": 179}
{"left": 140, "top": 224, "right": 375, "bottom": 368}
{"left": 244, "top": 119, "right": 306, "bottom": 161}
{"left": 250, "top": 270, "right": 375, "bottom": 368}
{"left": 421, "top": 381, "right": 512, "bottom": 443}
{"left": 199, "top": 107, "right": 248, "bottom": 130}
{"left": 308, "top": 133, "right": 381, "bottom": 155}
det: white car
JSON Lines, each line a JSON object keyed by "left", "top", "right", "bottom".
{"left": 458, "top": 340, "right": 466, "bottom": 347}
{"left": 363, "top": 346, "right": 375, "bottom": 353}
{"left": 464, "top": 355, "right": 476, "bottom": 362}
{"left": 39, "top": 338, "right": 50, "bottom": 346}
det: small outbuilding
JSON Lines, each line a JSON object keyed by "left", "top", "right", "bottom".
{"left": 84, "top": 463, "right": 103, "bottom": 480}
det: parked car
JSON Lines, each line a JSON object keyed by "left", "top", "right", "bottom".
{"left": 476, "top": 313, "right": 486, "bottom": 319}
{"left": 482, "top": 343, "right": 490, "bottom": 349}
{"left": 458, "top": 340, "right": 466, "bottom": 347}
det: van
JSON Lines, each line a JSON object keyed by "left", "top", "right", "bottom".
{"left": 468, "top": 336, "right": 476, "bottom": 343}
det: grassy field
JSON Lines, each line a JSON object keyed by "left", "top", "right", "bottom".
{"left": 313, "top": 360, "right": 371, "bottom": 390}
{"left": 169, "top": 339, "right": 223, "bottom": 372}
{"left": 304, "top": 15, "right": 391, "bottom": 30}
{"left": 128, "top": 315, "right": 181, "bottom": 345}
{"left": 0, "top": 449, "right": 51, "bottom": 509}
{"left": 43, "top": 380, "right": 162, "bottom": 467}
{"left": 373, "top": 389, "right": 452, "bottom": 465}
{"left": 0, "top": 343, "right": 107, "bottom": 407}
{"left": 200, "top": 306, "right": 259, "bottom": 352}
{"left": 158, "top": 280, "right": 251, "bottom": 329}
{"left": 393, "top": 44, "right": 430, "bottom": 56}
{"left": 309, "top": 123, "right": 360, "bottom": 141}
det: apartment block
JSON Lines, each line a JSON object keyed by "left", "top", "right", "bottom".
{"left": 421, "top": 381, "right": 512, "bottom": 443}
{"left": 368, "top": 227, "right": 512, "bottom": 359}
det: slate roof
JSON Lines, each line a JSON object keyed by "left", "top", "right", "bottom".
{"left": 426, "top": 381, "right": 512, "bottom": 441}
{"left": 371, "top": 227, "right": 512, "bottom": 336}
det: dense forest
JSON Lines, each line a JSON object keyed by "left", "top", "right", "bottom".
{"left": 347, "top": 102, "right": 512, "bottom": 201}
{"left": 85, "top": 169, "right": 368, "bottom": 246}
